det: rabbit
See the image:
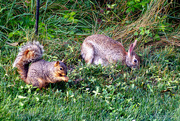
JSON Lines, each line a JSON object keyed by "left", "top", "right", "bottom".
{"left": 81, "top": 34, "right": 140, "bottom": 68}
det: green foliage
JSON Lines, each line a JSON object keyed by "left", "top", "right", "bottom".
{"left": 0, "top": 0, "right": 180, "bottom": 120}
{"left": 63, "top": 11, "right": 79, "bottom": 23}
{"left": 126, "top": 0, "right": 151, "bottom": 13}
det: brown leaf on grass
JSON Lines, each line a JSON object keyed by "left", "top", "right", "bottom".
{"left": 6, "top": 42, "right": 22, "bottom": 46}
{"left": 161, "top": 89, "right": 171, "bottom": 93}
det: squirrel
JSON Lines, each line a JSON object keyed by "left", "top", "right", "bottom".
{"left": 13, "top": 41, "right": 69, "bottom": 89}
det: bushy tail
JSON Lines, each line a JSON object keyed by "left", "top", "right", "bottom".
{"left": 13, "top": 41, "right": 44, "bottom": 81}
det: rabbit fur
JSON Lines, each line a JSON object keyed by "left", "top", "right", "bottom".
{"left": 81, "top": 34, "right": 140, "bottom": 68}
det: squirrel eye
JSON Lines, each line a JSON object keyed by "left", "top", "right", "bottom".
{"left": 60, "top": 67, "right": 63, "bottom": 70}
{"left": 134, "top": 59, "right": 137, "bottom": 63}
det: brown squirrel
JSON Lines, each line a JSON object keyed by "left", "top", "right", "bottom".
{"left": 13, "top": 41, "right": 69, "bottom": 88}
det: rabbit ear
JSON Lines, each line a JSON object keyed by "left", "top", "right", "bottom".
{"left": 128, "top": 40, "right": 137, "bottom": 56}
{"left": 133, "top": 39, "right": 137, "bottom": 47}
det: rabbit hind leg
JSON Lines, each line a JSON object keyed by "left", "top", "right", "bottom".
{"left": 93, "top": 56, "right": 109, "bottom": 66}
{"left": 93, "top": 56, "right": 103, "bottom": 65}
{"left": 81, "top": 42, "right": 94, "bottom": 64}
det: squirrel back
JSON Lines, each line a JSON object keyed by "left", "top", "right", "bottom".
{"left": 13, "top": 41, "right": 69, "bottom": 88}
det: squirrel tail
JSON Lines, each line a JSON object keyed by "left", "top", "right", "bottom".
{"left": 13, "top": 41, "right": 44, "bottom": 81}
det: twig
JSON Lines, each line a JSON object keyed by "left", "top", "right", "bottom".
{"left": 35, "top": 0, "right": 40, "bottom": 35}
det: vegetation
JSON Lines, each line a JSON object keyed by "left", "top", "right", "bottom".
{"left": 0, "top": 0, "right": 179, "bottom": 120}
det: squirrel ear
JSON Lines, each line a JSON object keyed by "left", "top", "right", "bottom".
{"left": 61, "top": 59, "right": 64, "bottom": 62}
{"left": 54, "top": 61, "right": 60, "bottom": 67}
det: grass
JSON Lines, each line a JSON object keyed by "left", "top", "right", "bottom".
{"left": 0, "top": 0, "right": 180, "bottom": 120}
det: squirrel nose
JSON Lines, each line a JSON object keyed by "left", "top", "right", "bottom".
{"left": 61, "top": 73, "right": 66, "bottom": 76}
{"left": 62, "top": 76, "right": 69, "bottom": 82}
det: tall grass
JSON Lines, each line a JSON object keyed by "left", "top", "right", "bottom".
{"left": 0, "top": 0, "right": 179, "bottom": 120}
{"left": 111, "top": 0, "right": 179, "bottom": 45}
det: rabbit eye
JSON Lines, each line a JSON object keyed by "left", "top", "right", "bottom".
{"left": 60, "top": 67, "right": 63, "bottom": 70}
{"left": 134, "top": 59, "right": 137, "bottom": 63}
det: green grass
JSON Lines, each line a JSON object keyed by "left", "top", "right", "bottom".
{"left": 0, "top": 0, "right": 180, "bottom": 120}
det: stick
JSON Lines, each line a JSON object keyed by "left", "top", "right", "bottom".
{"left": 35, "top": 0, "right": 40, "bottom": 35}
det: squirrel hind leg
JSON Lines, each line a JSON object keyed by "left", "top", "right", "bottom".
{"left": 37, "top": 78, "right": 46, "bottom": 89}
{"left": 81, "top": 42, "right": 94, "bottom": 64}
{"left": 33, "top": 78, "right": 46, "bottom": 89}
{"left": 25, "top": 77, "right": 46, "bottom": 89}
